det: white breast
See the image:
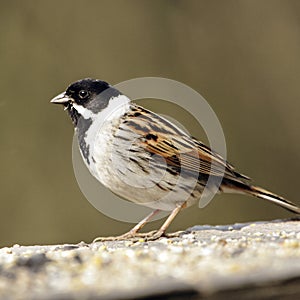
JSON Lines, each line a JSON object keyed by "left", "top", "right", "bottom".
{"left": 80, "top": 95, "right": 131, "bottom": 183}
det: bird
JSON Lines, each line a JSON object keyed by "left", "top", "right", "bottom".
{"left": 51, "top": 78, "right": 300, "bottom": 241}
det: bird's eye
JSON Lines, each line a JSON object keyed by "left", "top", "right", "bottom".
{"left": 78, "top": 90, "right": 89, "bottom": 99}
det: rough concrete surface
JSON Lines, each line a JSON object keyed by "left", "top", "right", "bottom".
{"left": 1, "top": 219, "right": 300, "bottom": 300}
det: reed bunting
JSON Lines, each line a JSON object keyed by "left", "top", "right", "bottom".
{"left": 51, "top": 78, "right": 300, "bottom": 240}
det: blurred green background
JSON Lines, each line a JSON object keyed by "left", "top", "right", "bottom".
{"left": 1, "top": 0, "right": 300, "bottom": 247}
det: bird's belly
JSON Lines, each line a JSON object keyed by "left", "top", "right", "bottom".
{"left": 82, "top": 121, "right": 206, "bottom": 211}
{"left": 95, "top": 161, "right": 204, "bottom": 211}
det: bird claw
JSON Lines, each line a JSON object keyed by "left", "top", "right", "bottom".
{"left": 92, "top": 229, "right": 186, "bottom": 243}
{"left": 92, "top": 230, "right": 161, "bottom": 243}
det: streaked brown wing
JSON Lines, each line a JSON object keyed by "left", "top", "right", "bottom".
{"left": 121, "top": 104, "right": 249, "bottom": 181}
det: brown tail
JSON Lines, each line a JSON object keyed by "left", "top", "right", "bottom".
{"left": 222, "top": 179, "right": 300, "bottom": 214}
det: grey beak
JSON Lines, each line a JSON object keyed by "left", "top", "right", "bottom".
{"left": 50, "top": 92, "right": 71, "bottom": 104}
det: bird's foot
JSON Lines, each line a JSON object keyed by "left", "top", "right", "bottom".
{"left": 92, "top": 230, "right": 163, "bottom": 243}
{"left": 92, "top": 230, "right": 186, "bottom": 243}
{"left": 92, "top": 230, "right": 156, "bottom": 243}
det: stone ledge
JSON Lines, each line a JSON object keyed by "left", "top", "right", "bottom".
{"left": 0, "top": 218, "right": 300, "bottom": 299}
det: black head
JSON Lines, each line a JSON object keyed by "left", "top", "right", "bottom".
{"left": 65, "top": 78, "right": 110, "bottom": 106}
{"left": 51, "top": 78, "right": 121, "bottom": 126}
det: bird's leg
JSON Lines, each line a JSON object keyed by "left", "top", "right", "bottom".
{"left": 145, "top": 202, "right": 187, "bottom": 241}
{"left": 119, "top": 209, "right": 161, "bottom": 238}
{"left": 93, "top": 209, "right": 160, "bottom": 242}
